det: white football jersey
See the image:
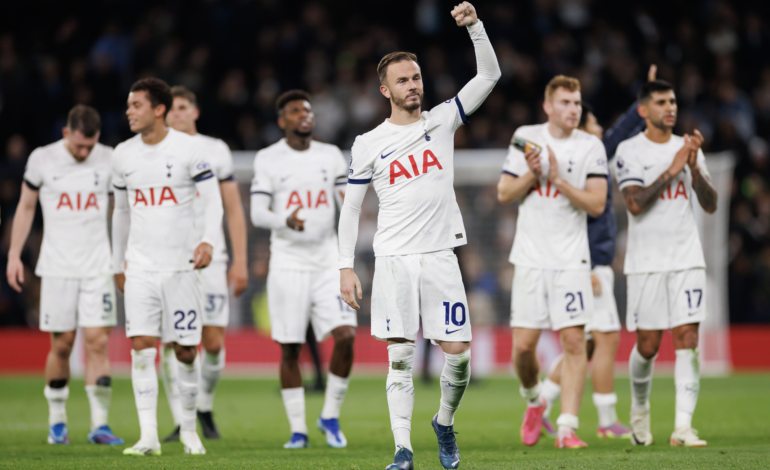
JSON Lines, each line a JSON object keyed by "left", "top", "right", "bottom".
{"left": 112, "top": 128, "right": 215, "bottom": 272}
{"left": 348, "top": 98, "right": 469, "bottom": 257}
{"left": 615, "top": 132, "right": 709, "bottom": 274}
{"left": 251, "top": 138, "right": 348, "bottom": 271}
{"left": 192, "top": 133, "right": 234, "bottom": 263}
{"left": 503, "top": 123, "right": 608, "bottom": 270}
{"left": 23, "top": 140, "right": 113, "bottom": 278}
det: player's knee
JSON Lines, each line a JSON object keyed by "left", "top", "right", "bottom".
{"left": 203, "top": 336, "right": 223, "bottom": 355}
{"left": 85, "top": 332, "right": 109, "bottom": 356}
{"left": 512, "top": 340, "right": 536, "bottom": 358}
{"left": 333, "top": 328, "right": 356, "bottom": 352}
{"left": 281, "top": 344, "right": 302, "bottom": 363}
{"left": 51, "top": 335, "right": 75, "bottom": 360}
{"left": 562, "top": 336, "right": 585, "bottom": 357}
{"left": 174, "top": 345, "right": 197, "bottom": 364}
{"left": 637, "top": 340, "right": 660, "bottom": 359}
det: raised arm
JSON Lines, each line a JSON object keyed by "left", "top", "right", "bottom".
{"left": 604, "top": 101, "right": 645, "bottom": 160}
{"left": 338, "top": 182, "right": 368, "bottom": 310}
{"left": 6, "top": 183, "right": 39, "bottom": 292}
{"left": 453, "top": 3, "right": 501, "bottom": 116}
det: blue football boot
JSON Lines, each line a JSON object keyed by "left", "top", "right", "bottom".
{"left": 283, "top": 432, "right": 309, "bottom": 449}
{"left": 317, "top": 416, "right": 347, "bottom": 448}
{"left": 48, "top": 423, "right": 69, "bottom": 444}
{"left": 386, "top": 445, "right": 414, "bottom": 470}
{"left": 88, "top": 425, "right": 124, "bottom": 445}
{"left": 432, "top": 414, "right": 460, "bottom": 469}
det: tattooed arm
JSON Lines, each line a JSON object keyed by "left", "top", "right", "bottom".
{"left": 689, "top": 159, "right": 718, "bottom": 214}
{"left": 620, "top": 135, "right": 694, "bottom": 216}
{"left": 621, "top": 171, "right": 675, "bottom": 216}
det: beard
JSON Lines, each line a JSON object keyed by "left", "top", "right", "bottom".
{"left": 649, "top": 114, "right": 676, "bottom": 131}
{"left": 293, "top": 129, "right": 312, "bottom": 138}
{"left": 392, "top": 89, "right": 423, "bottom": 112}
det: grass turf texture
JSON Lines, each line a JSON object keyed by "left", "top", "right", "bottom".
{"left": 1, "top": 375, "right": 768, "bottom": 469}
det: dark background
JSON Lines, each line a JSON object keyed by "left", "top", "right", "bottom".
{"left": 1, "top": 0, "right": 769, "bottom": 326}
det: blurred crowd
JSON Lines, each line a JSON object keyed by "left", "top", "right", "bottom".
{"left": 1, "top": 0, "right": 769, "bottom": 326}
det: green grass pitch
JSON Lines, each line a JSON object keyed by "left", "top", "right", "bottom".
{"left": 1, "top": 374, "right": 769, "bottom": 469}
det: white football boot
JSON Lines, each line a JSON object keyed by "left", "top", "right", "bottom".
{"left": 670, "top": 427, "right": 707, "bottom": 447}
{"left": 181, "top": 430, "right": 207, "bottom": 455}
{"left": 630, "top": 404, "right": 653, "bottom": 446}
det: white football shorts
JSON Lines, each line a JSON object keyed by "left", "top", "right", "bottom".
{"left": 39, "top": 276, "right": 117, "bottom": 332}
{"left": 200, "top": 261, "right": 230, "bottom": 327}
{"left": 585, "top": 265, "right": 621, "bottom": 333}
{"left": 371, "top": 249, "right": 472, "bottom": 344}
{"left": 124, "top": 269, "right": 204, "bottom": 346}
{"left": 626, "top": 268, "right": 706, "bottom": 331}
{"left": 510, "top": 266, "right": 593, "bottom": 331}
{"left": 267, "top": 268, "right": 357, "bottom": 344}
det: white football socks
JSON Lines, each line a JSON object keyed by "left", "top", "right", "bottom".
{"left": 131, "top": 348, "right": 159, "bottom": 444}
{"left": 198, "top": 349, "right": 224, "bottom": 413}
{"left": 520, "top": 381, "right": 542, "bottom": 407}
{"left": 85, "top": 385, "right": 111, "bottom": 429}
{"left": 159, "top": 346, "right": 182, "bottom": 427}
{"left": 386, "top": 343, "right": 415, "bottom": 452}
{"left": 674, "top": 348, "right": 700, "bottom": 429}
{"left": 629, "top": 344, "right": 655, "bottom": 412}
{"left": 593, "top": 392, "right": 618, "bottom": 428}
{"left": 177, "top": 355, "right": 200, "bottom": 433}
{"left": 541, "top": 378, "right": 561, "bottom": 418}
{"left": 437, "top": 350, "right": 471, "bottom": 426}
{"left": 556, "top": 413, "right": 579, "bottom": 434}
{"left": 281, "top": 387, "right": 308, "bottom": 435}
{"left": 44, "top": 385, "right": 69, "bottom": 426}
{"left": 321, "top": 372, "right": 350, "bottom": 420}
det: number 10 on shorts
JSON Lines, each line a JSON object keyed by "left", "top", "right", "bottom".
{"left": 443, "top": 302, "right": 467, "bottom": 327}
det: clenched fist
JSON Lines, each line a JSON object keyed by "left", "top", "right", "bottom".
{"left": 451, "top": 2, "right": 478, "bottom": 27}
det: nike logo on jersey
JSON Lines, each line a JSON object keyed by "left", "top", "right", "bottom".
{"left": 125, "top": 170, "right": 138, "bottom": 177}
{"left": 381, "top": 150, "right": 397, "bottom": 159}
{"left": 446, "top": 328, "right": 462, "bottom": 334}
{"left": 643, "top": 165, "right": 654, "bottom": 170}
{"left": 52, "top": 174, "right": 66, "bottom": 181}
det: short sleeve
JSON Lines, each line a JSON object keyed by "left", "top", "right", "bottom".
{"left": 615, "top": 142, "right": 644, "bottom": 190}
{"left": 348, "top": 137, "right": 374, "bottom": 184}
{"left": 23, "top": 149, "right": 44, "bottom": 190}
{"left": 216, "top": 141, "right": 235, "bottom": 182}
{"left": 111, "top": 147, "right": 126, "bottom": 190}
{"left": 250, "top": 151, "right": 273, "bottom": 196}
{"left": 189, "top": 145, "right": 215, "bottom": 182}
{"left": 334, "top": 147, "right": 348, "bottom": 187}
{"left": 501, "top": 133, "right": 531, "bottom": 178}
{"left": 586, "top": 139, "right": 609, "bottom": 178}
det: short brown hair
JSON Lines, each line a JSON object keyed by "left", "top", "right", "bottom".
{"left": 377, "top": 52, "right": 419, "bottom": 84}
{"left": 544, "top": 75, "right": 581, "bottom": 102}
{"left": 170, "top": 85, "right": 197, "bottom": 107}
{"left": 130, "top": 77, "right": 173, "bottom": 118}
{"left": 67, "top": 105, "right": 101, "bottom": 137}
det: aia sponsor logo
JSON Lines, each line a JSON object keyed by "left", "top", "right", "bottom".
{"left": 57, "top": 193, "right": 99, "bottom": 210}
{"left": 527, "top": 180, "right": 561, "bottom": 198}
{"left": 133, "top": 187, "right": 178, "bottom": 206}
{"left": 389, "top": 149, "right": 443, "bottom": 185}
{"left": 286, "top": 190, "right": 330, "bottom": 210}
{"left": 660, "top": 181, "right": 688, "bottom": 200}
